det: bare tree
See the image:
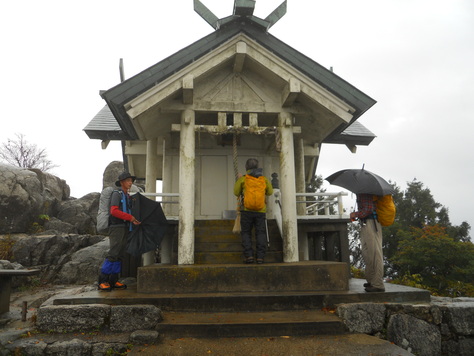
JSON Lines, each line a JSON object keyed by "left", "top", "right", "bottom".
{"left": 0, "top": 133, "right": 58, "bottom": 172}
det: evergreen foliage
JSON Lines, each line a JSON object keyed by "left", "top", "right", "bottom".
{"left": 384, "top": 179, "right": 473, "bottom": 296}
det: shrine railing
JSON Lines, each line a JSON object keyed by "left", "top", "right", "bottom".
{"left": 296, "top": 192, "right": 349, "bottom": 219}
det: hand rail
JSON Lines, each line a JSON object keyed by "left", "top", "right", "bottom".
{"left": 295, "top": 192, "right": 348, "bottom": 218}
{"left": 137, "top": 192, "right": 180, "bottom": 204}
{"left": 273, "top": 189, "right": 283, "bottom": 236}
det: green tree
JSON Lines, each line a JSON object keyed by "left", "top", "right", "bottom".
{"left": 396, "top": 179, "right": 440, "bottom": 228}
{"left": 383, "top": 179, "right": 471, "bottom": 270}
{"left": 0, "top": 133, "right": 57, "bottom": 172}
{"left": 381, "top": 179, "right": 473, "bottom": 296}
{"left": 391, "top": 225, "right": 474, "bottom": 296}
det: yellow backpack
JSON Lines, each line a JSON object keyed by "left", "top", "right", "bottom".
{"left": 243, "top": 175, "right": 266, "bottom": 211}
{"left": 374, "top": 195, "right": 396, "bottom": 227}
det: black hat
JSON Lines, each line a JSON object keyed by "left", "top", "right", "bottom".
{"left": 115, "top": 172, "right": 136, "bottom": 187}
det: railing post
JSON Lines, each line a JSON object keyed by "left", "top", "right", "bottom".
{"left": 273, "top": 189, "right": 283, "bottom": 237}
{"left": 337, "top": 192, "right": 344, "bottom": 216}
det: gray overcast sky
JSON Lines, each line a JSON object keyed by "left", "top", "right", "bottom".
{"left": 1, "top": 0, "right": 473, "bottom": 228}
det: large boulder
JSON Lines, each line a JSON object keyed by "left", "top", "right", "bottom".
{"left": 0, "top": 161, "right": 141, "bottom": 235}
{"left": 29, "top": 168, "right": 70, "bottom": 205}
{"left": 0, "top": 164, "right": 70, "bottom": 234}
{"left": 103, "top": 161, "right": 144, "bottom": 192}
{"left": 55, "top": 193, "right": 100, "bottom": 235}
{"left": 55, "top": 238, "right": 109, "bottom": 284}
{"left": 102, "top": 161, "right": 124, "bottom": 190}
{"left": 9, "top": 233, "right": 106, "bottom": 284}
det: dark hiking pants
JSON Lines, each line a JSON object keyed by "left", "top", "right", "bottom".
{"left": 240, "top": 210, "right": 267, "bottom": 260}
{"left": 99, "top": 225, "right": 128, "bottom": 284}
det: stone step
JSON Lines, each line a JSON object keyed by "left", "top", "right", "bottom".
{"left": 157, "top": 310, "right": 345, "bottom": 338}
{"left": 194, "top": 251, "right": 283, "bottom": 264}
{"left": 137, "top": 261, "right": 349, "bottom": 294}
{"left": 195, "top": 235, "right": 283, "bottom": 248}
{"left": 195, "top": 241, "right": 243, "bottom": 251}
{"left": 52, "top": 279, "right": 432, "bottom": 312}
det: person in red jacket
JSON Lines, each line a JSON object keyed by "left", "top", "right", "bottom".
{"left": 98, "top": 172, "right": 141, "bottom": 291}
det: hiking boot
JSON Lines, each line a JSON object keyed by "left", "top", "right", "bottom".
{"left": 364, "top": 286, "right": 385, "bottom": 293}
{"left": 113, "top": 281, "right": 127, "bottom": 289}
{"left": 98, "top": 282, "right": 112, "bottom": 292}
{"left": 245, "top": 256, "right": 255, "bottom": 264}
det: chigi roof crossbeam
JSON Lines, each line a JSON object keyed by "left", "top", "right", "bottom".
{"left": 194, "top": 0, "right": 287, "bottom": 30}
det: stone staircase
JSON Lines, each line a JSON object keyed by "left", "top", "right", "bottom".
{"left": 50, "top": 219, "right": 431, "bottom": 339}
{"left": 182, "top": 219, "right": 283, "bottom": 264}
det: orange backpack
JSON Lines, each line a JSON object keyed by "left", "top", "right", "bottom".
{"left": 374, "top": 194, "right": 396, "bottom": 227}
{"left": 243, "top": 175, "right": 266, "bottom": 211}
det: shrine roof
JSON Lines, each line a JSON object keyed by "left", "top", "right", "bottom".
{"left": 85, "top": 17, "right": 376, "bottom": 142}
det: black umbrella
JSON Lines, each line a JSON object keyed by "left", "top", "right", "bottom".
{"left": 325, "top": 168, "right": 394, "bottom": 196}
{"left": 127, "top": 193, "right": 169, "bottom": 256}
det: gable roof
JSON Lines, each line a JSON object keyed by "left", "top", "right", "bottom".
{"left": 85, "top": 17, "right": 376, "bottom": 142}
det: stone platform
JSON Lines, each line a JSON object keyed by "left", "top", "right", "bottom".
{"left": 137, "top": 261, "right": 349, "bottom": 294}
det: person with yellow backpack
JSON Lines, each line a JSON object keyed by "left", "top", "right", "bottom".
{"left": 234, "top": 158, "right": 273, "bottom": 264}
{"left": 350, "top": 193, "right": 394, "bottom": 293}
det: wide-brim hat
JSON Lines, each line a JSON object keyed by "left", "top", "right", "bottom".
{"left": 115, "top": 172, "right": 136, "bottom": 187}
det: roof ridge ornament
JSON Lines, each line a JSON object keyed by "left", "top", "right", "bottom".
{"left": 194, "top": 0, "right": 287, "bottom": 30}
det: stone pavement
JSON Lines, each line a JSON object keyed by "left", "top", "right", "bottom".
{"left": 128, "top": 334, "right": 414, "bottom": 356}
{"left": 0, "top": 284, "right": 416, "bottom": 355}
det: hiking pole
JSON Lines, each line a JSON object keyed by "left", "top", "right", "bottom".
{"left": 265, "top": 218, "right": 270, "bottom": 248}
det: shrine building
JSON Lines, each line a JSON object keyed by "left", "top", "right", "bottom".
{"left": 84, "top": 0, "right": 376, "bottom": 268}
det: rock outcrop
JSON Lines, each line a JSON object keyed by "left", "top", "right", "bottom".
{"left": 0, "top": 161, "right": 126, "bottom": 235}
{"left": 9, "top": 233, "right": 107, "bottom": 284}
{"left": 0, "top": 164, "right": 69, "bottom": 234}
{"left": 0, "top": 161, "right": 130, "bottom": 286}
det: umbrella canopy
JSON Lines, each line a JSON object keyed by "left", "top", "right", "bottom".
{"left": 325, "top": 169, "right": 394, "bottom": 196}
{"left": 127, "top": 193, "right": 169, "bottom": 256}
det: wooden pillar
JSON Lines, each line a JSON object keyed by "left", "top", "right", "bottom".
{"left": 162, "top": 138, "right": 172, "bottom": 216}
{"left": 295, "top": 137, "right": 306, "bottom": 216}
{"left": 160, "top": 138, "right": 172, "bottom": 264}
{"left": 278, "top": 112, "right": 299, "bottom": 262}
{"left": 178, "top": 109, "right": 195, "bottom": 265}
{"left": 142, "top": 138, "right": 158, "bottom": 266}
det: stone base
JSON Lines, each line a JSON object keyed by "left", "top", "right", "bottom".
{"left": 137, "top": 261, "right": 349, "bottom": 294}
